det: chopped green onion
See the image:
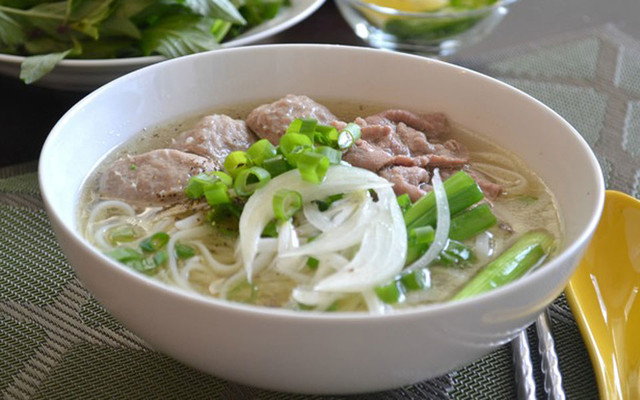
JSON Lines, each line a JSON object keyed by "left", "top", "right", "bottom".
{"left": 435, "top": 239, "right": 474, "bottom": 266}
{"left": 175, "top": 243, "right": 196, "bottom": 259}
{"left": 405, "top": 242, "right": 428, "bottom": 266}
{"left": 409, "top": 225, "right": 435, "bottom": 244}
{"left": 315, "top": 146, "right": 342, "bottom": 164}
{"left": 375, "top": 279, "right": 405, "bottom": 304}
{"left": 210, "top": 171, "right": 233, "bottom": 187}
{"left": 451, "top": 230, "right": 555, "bottom": 301}
{"left": 396, "top": 193, "right": 412, "bottom": 213}
{"left": 313, "top": 193, "right": 344, "bottom": 211}
{"left": 400, "top": 268, "right": 430, "bottom": 291}
{"left": 306, "top": 257, "right": 320, "bottom": 270}
{"left": 107, "top": 247, "right": 143, "bottom": 263}
{"left": 130, "top": 257, "right": 158, "bottom": 273}
{"left": 449, "top": 203, "right": 497, "bottom": 241}
{"left": 261, "top": 220, "right": 278, "bottom": 237}
{"left": 204, "top": 181, "right": 231, "bottom": 206}
{"left": 279, "top": 133, "right": 313, "bottom": 166}
{"left": 140, "top": 232, "right": 170, "bottom": 253}
{"left": 314, "top": 125, "right": 338, "bottom": 145}
{"left": 404, "top": 170, "right": 484, "bottom": 230}
{"left": 227, "top": 280, "right": 258, "bottom": 304}
{"left": 108, "top": 225, "right": 139, "bottom": 244}
{"left": 247, "top": 139, "right": 277, "bottom": 166}
{"left": 233, "top": 166, "right": 271, "bottom": 196}
{"left": 273, "top": 189, "right": 303, "bottom": 221}
{"left": 185, "top": 171, "right": 233, "bottom": 199}
{"left": 337, "top": 123, "right": 361, "bottom": 149}
{"left": 286, "top": 118, "right": 317, "bottom": 138}
{"left": 297, "top": 151, "right": 330, "bottom": 183}
{"left": 153, "top": 251, "right": 168, "bottom": 266}
{"left": 262, "top": 155, "right": 290, "bottom": 177}
{"left": 224, "top": 151, "right": 252, "bottom": 178}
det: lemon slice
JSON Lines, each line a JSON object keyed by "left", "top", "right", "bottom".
{"left": 363, "top": 0, "right": 449, "bottom": 12}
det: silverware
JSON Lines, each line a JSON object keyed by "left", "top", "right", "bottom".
{"left": 536, "top": 309, "right": 565, "bottom": 400}
{"left": 512, "top": 309, "right": 566, "bottom": 400}
{"left": 512, "top": 329, "right": 536, "bottom": 400}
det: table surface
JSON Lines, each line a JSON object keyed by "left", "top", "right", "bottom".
{"left": 2, "top": 1, "right": 640, "bottom": 399}
{"left": 3, "top": 0, "right": 640, "bottom": 168}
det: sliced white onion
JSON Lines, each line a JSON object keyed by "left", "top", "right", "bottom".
{"left": 302, "top": 193, "right": 359, "bottom": 232}
{"left": 238, "top": 166, "right": 392, "bottom": 280}
{"left": 274, "top": 220, "right": 305, "bottom": 276}
{"left": 292, "top": 286, "right": 342, "bottom": 310}
{"left": 406, "top": 168, "right": 450, "bottom": 273}
{"left": 313, "top": 185, "right": 407, "bottom": 292}
{"left": 281, "top": 197, "right": 371, "bottom": 258}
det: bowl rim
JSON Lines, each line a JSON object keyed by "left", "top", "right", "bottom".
{"left": 40, "top": 43, "right": 605, "bottom": 323}
{"left": 335, "top": 0, "right": 519, "bottom": 18}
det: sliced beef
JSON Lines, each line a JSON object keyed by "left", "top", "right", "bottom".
{"left": 343, "top": 109, "right": 467, "bottom": 173}
{"left": 395, "top": 123, "right": 435, "bottom": 154}
{"left": 172, "top": 114, "right": 255, "bottom": 170}
{"left": 378, "top": 109, "right": 449, "bottom": 138}
{"left": 427, "top": 140, "right": 469, "bottom": 168}
{"left": 465, "top": 169, "right": 503, "bottom": 199}
{"left": 342, "top": 139, "right": 393, "bottom": 171}
{"left": 341, "top": 107, "right": 501, "bottom": 201}
{"left": 246, "top": 94, "right": 338, "bottom": 144}
{"left": 358, "top": 118, "right": 410, "bottom": 156}
{"left": 99, "top": 149, "right": 214, "bottom": 205}
{"left": 379, "top": 166, "right": 430, "bottom": 202}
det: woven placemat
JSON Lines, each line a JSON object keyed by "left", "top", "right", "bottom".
{"left": 3, "top": 24, "right": 640, "bottom": 399}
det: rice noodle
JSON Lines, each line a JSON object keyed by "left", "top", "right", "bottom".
{"left": 166, "top": 226, "right": 214, "bottom": 290}
{"left": 87, "top": 200, "right": 136, "bottom": 226}
{"left": 175, "top": 212, "right": 205, "bottom": 230}
{"left": 190, "top": 242, "right": 240, "bottom": 275}
{"left": 220, "top": 269, "right": 248, "bottom": 299}
{"left": 472, "top": 162, "right": 528, "bottom": 195}
{"left": 93, "top": 221, "right": 124, "bottom": 249}
{"left": 470, "top": 151, "right": 517, "bottom": 169}
{"left": 406, "top": 168, "right": 450, "bottom": 273}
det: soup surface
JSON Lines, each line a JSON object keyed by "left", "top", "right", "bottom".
{"left": 80, "top": 96, "right": 563, "bottom": 313}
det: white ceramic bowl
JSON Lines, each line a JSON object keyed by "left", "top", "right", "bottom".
{"left": 39, "top": 44, "right": 604, "bottom": 394}
{"left": 0, "top": 0, "right": 325, "bottom": 91}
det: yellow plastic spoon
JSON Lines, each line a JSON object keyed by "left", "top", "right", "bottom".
{"left": 566, "top": 190, "right": 640, "bottom": 400}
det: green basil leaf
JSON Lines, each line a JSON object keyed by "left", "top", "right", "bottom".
{"left": 20, "top": 48, "right": 71, "bottom": 84}
{"left": 0, "top": 11, "right": 25, "bottom": 47}
{"left": 183, "top": 0, "right": 246, "bottom": 25}
{"left": 140, "top": 14, "right": 220, "bottom": 57}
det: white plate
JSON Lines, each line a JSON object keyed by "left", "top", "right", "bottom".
{"left": 0, "top": 0, "right": 325, "bottom": 91}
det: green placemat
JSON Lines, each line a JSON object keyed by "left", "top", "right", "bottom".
{"left": 3, "top": 24, "right": 640, "bottom": 399}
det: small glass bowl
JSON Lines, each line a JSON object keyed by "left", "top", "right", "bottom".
{"left": 335, "top": 0, "right": 518, "bottom": 57}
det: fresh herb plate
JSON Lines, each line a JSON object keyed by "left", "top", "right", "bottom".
{"left": 0, "top": 0, "right": 325, "bottom": 91}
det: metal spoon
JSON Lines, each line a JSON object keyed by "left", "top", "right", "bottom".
{"left": 565, "top": 190, "right": 640, "bottom": 400}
